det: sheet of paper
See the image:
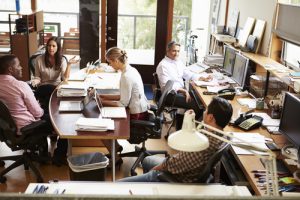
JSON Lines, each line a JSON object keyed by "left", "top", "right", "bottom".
{"left": 207, "top": 85, "right": 230, "bottom": 93}
{"left": 262, "top": 118, "right": 280, "bottom": 127}
{"left": 237, "top": 98, "right": 256, "bottom": 109}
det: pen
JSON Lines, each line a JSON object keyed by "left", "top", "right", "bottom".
{"left": 251, "top": 170, "right": 267, "bottom": 173}
{"left": 97, "top": 76, "right": 103, "bottom": 79}
{"left": 61, "top": 189, "right": 66, "bottom": 194}
{"left": 32, "top": 185, "right": 39, "bottom": 194}
{"left": 129, "top": 189, "right": 133, "bottom": 195}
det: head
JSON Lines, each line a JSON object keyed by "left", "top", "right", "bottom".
{"left": 45, "top": 36, "right": 62, "bottom": 69}
{"left": 105, "top": 47, "right": 128, "bottom": 71}
{"left": 203, "top": 97, "right": 233, "bottom": 129}
{"left": 166, "top": 41, "right": 180, "bottom": 60}
{"left": 0, "top": 55, "right": 22, "bottom": 79}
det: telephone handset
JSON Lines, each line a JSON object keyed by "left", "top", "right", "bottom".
{"left": 233, "top": 114, "right": 263, "bottom": 131}
{"left": 217, "top": 88, "right": 236, "bottom": 100}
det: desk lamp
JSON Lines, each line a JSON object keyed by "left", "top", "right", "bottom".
{"left": 168, "top": 111, "right": 279, "bottom": 196}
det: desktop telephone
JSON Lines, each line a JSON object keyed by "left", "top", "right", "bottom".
{"left": 217, "top": 88, "right": 236, "bottom": 100}
{"left": 233, "top": 114, "right": 263, "bottom": 131}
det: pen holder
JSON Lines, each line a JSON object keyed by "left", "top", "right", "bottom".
{"left": 256, "top": 99, "right": 264, "bottom": 110}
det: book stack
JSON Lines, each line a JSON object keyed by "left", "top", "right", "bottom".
{"left": 57, "top": 82, "right": 88, "bottom": 97}
{"left": 75, "top": 117, "right": 114, "bottom": 131}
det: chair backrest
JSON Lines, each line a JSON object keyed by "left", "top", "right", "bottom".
{"left": 28, "top": 53, "right": 43, "bottom": 76}
{"left": 196, "top": 143, "right": 230, "bottom": 183}
{"left": 156, "top": 80, "right": 176, "bottom": 115}
{"left": 152, "top": 72, "right": 161, "bottom": 103}
{"left": 0, "top": 100, "right": 18, "bottom": 148}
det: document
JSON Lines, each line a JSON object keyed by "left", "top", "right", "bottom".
{"left": 230, "top": 132, "right": 268, "bottom": 155}
{"left": 75, "top": 117, "right": 114, "bottom": 131}
{"left": 59, "top": 100, "right": 83, "bottom": 112}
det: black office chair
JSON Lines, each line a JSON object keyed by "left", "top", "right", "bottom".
{"left": 0, "top": 100, "right": 50, "bottom": 183}
{"left": 152, "top": 72, "right": 162, "bottom": 104}
{"left": 157, "top": 144, "right": 230, "bottom": 183}
{"left": 120, "top": 80, "right": 177, "bottom": 176}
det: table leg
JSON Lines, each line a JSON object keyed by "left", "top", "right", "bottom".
{"left": 67, "top": 139, "right": 72, "bottom": 156}
{"left": 111, "top": 139, "right": 115, "bottom": 182}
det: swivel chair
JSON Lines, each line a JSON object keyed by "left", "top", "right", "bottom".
{"left": 157, "top": 144, "right": 230, "bottom": 183}
{"left": 120, "top": 80, "right": 177, "bottom": 176}
{"left": 152, "top": 73, "right": 178, "bottom": 139}
{"left": 0, "top": 100, "right": 50, "bottom": 183}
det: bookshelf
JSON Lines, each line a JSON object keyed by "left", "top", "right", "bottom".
{"left": 9, "top": 11, "right": 44, "bottom": 81}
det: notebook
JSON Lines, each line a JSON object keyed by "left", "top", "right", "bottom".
{"left": 95, "top": 91, "right": 127, "bottom": 118}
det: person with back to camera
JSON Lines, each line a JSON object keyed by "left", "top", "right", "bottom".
{"left": 118, "top": 97, "right": 233, "bottom": 182}
{"left": 97, "top": 47, "right": 149, "bottom": 167}
{"left": 0, "top": 54, "right": 50, "bottom": 157}
{"left": 156, "top": 41, "right": 212, "bottom": 129}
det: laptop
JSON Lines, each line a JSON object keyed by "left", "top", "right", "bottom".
{"left": 59, "top": 90, "right": 93, "bottom": 112}
{"left": 94, "top": 90, "right": 127, "bottom": 118}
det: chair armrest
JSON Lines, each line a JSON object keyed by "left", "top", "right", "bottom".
{"left": 20, "top": 120, "right": 47, "bottom": 135}
{"left": 149, "top": 104, "right": 158, "bottom": 112}
{"left": 157, "top": 171, "right": 178, "bottom": 183}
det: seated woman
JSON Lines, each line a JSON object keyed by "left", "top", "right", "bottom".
{"left": 99, "top": 47, "right": 149, "bottom": 166}
{"left": 31, "top": 36, "right": 79, "bottom": 166}
{"left": 31, "top": 36, "right": 79, "bottom": 111}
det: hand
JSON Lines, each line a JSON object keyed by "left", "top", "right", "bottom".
{"left": 177, "top": 88, "right": 191, "bottom": 103}
{"left": 31, "top": 79, "right": 40, "bottom": 87}
{"left": 68, "top": 56, "right": 80, "bottom": 65}
{"left": 199, "top": 75, "right": 213, "bottom": 82}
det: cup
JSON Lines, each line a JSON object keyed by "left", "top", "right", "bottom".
{"left": 256, "top": 98, "right": 264, "bottom": 110}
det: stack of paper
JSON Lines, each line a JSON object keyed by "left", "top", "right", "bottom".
{"left": 230, "top": 132, "right": 269, "bottom": 155}
{"left": 187, "top": 63, "right": 209, "bottom": 74}
{"left": 75, "top": 117, "right": 114, "bottom": 131}
{"left": 57, "top": 82, "right": 88, "bottom": 97}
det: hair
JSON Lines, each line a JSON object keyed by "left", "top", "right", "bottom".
{"left": 45, "top": 36, "right": 62, "bottom": 70}
{"left": 105, "top": 47, "right": 128, "bottom": 64}
{"left": 0, "top": 54, "right": 17, "bottom": 74}
{"left": 166, "top": 40, "right": 181, "bottom": 51}
{"left": 207, "top": 97, "right": 233, "bottom": 128}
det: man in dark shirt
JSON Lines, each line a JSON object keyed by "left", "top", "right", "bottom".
{"left": 118, "top": 97, "right": 233, "bottom": 182}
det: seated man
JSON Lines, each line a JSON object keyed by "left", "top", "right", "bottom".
{"left": 156, "top": 41, "right": 212, "bottom": 128}
{"left": 0, "top": 55, "right": 67, "bottom": 165}
{"left": 118, "top": 97, "right": 233, "bottom": 182}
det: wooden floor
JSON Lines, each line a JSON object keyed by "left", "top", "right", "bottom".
{"left": 0, "top": 123, "right": 177, "bottom": 193}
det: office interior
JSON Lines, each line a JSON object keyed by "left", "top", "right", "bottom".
{"left": 1, "top": 0, "right": 300, "bottom": 199}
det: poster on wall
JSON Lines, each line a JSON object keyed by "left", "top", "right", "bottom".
{"left": 211, "top": 0, "right": 221, "bottom": 33}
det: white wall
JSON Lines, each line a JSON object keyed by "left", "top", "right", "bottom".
{"left": 227, "top": 0, "right": 277, "bottom": 55}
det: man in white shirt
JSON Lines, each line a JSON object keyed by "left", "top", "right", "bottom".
{"left": 156, "top": 41, "right": 211, "bottom": 128}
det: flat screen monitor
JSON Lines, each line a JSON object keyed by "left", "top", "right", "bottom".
{"left": 222, "top": 45, "right": 236, "bottom": 76}
{"left": 231, "top": 53, "right": 249, "bottom": 88}
{"left": 279, "top": 92, "right": 300, "bottom": 149}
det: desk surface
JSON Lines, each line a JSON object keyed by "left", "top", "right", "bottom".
{"left": 191, "top": 82, "right": 289, "bottom": 196}
{"left": 49, "top": 90, "right": 130, "bottom": 140}
{"left": 25, "top": 182, "right": 251, "bottom": 196}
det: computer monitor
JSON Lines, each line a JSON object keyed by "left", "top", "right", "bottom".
{"left": 279, "top": 92, "right": 300, "bottom": 149}
{"left": 222, "top": 45, "right": 236, "bottom": 76}
{"left": 231, "top": 53, "right": 249, "bottom": 88}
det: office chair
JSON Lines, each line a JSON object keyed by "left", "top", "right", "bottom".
{"left": 0, "top": 100, "right": 50, "bottom": 183}
{"left": 120, "top": 80, "right": 177, "bottom": 176}
{"left": 152, "top": 73, "right": 178, "bottom": 139}
{"left": 157, "top": 144, "right": 230, "bottom": 183}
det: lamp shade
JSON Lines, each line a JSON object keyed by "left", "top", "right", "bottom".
{"left": 168, "top": 110, "right": 209, "bottom": 152}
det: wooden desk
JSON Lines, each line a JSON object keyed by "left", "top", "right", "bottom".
{"left": 190, "top": 82, "right": 288, "bottom": 196}
{"left": 49, "top": 90, "right": 130, "bottom": 181}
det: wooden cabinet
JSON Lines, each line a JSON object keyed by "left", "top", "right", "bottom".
{"left": 9, "top": 11, "right": 44, "bottom": 81}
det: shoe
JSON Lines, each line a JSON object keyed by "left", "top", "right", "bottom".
{"left": 107, "top": 158, "right": 123, "bottom": 170}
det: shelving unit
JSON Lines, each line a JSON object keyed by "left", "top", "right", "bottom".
{"left": 9, "top": 11, "right": 44, "bottom": 81}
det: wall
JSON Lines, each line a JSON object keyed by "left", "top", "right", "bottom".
{"left": 227, "top": 0, "right": 277, "bottom": 55}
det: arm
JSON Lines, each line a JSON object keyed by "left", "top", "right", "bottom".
{"left": 100, "top": 94, "right": 120, "bottom": 101}
{"left": 177, "top": 88, "right": 191, "bottom": 102}
{"left": 63, "top": 56, "right": 80, "bottom": 80}
{"left": 22, "top": 83, "right": 44, "bottom": 118}
{"left": 119, "top": 75, "right": 132, "bottom": 107}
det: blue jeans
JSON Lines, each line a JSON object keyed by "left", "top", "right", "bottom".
{"left": 118, "top": 155, "right": 166, "bottom": 182}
